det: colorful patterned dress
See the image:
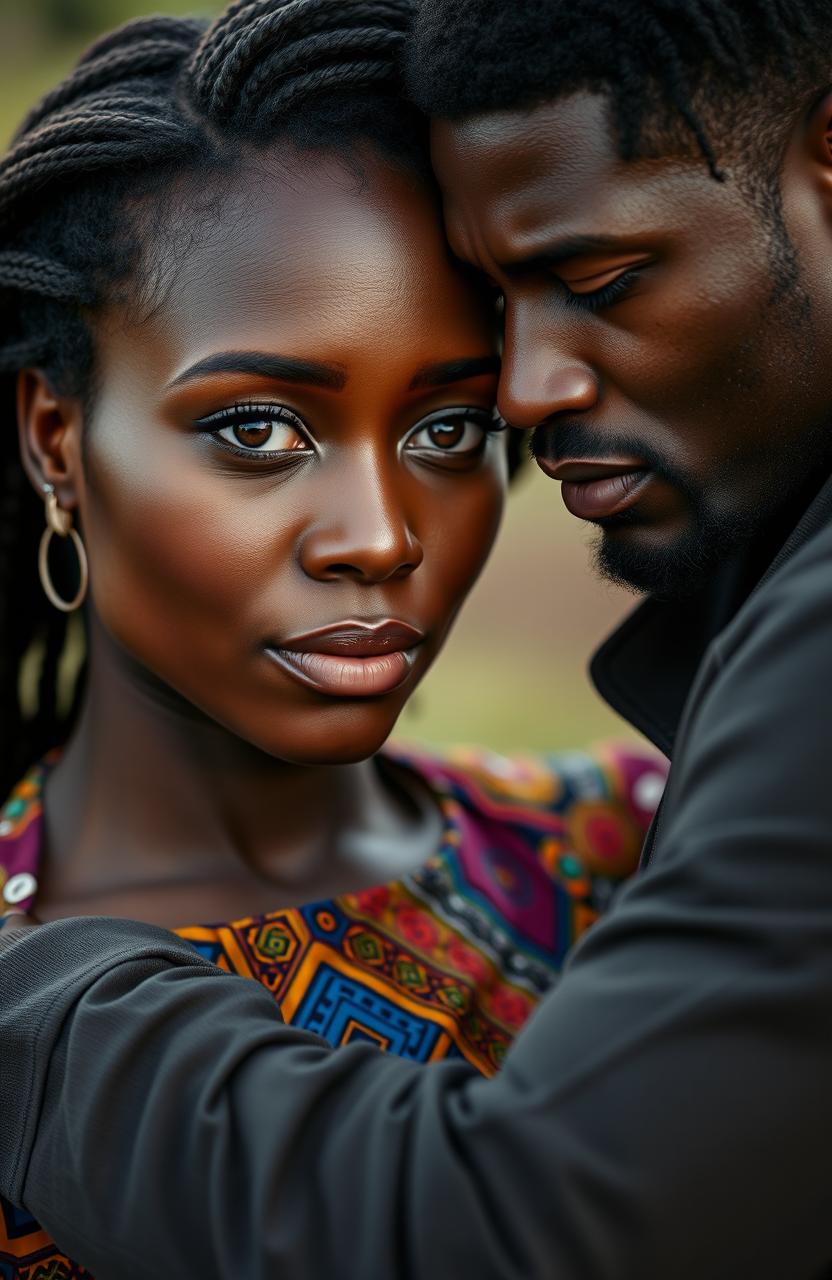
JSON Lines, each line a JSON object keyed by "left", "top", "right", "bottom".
{"left": 0, "top": 742, "right": 666, "bottom": 1280}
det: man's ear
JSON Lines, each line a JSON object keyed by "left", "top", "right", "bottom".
{"left": 16, "top": 368, "right": 85, "bottom": 511}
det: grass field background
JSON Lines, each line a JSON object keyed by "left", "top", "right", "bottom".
{"left": 0, "top": 1, "right": 641, "bottom": 755}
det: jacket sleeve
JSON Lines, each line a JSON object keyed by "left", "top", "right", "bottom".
{"left": 4, "top": 531, "right": 832, "bottom": 1280}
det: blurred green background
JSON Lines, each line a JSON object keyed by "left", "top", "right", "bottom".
{"left": 0, "top": 0, "right": 639, "bottom": 755}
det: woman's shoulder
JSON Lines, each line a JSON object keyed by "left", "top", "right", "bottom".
{"left": 386, "top": 739, "right": 668, "bottom": 882}
{"left": 0, "top": 760, "right": 47, "bottom": 917}
{"left": 389, "top": 738, "right": 666, "bottom": 821}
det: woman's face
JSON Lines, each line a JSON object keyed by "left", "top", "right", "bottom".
{"left": 73, "top": 148, "right": 505, "bottom": 764}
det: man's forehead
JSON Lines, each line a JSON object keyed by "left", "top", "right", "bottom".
{"left": 433, "top": 94, "right": 614, "bottom": 182}
{"left": 431, "top": 95, "right": 628, "bottom": 248}
{"left": 430, "top": 96, "right": 714, "bottom": 263}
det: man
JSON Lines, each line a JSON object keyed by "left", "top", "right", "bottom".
{"left": 3, "top": 2, "right": 832, "bottom": 1276}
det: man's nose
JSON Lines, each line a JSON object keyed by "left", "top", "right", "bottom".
{"left": 298, "top": 450, "right": 423, "bottom": 585}
{"left": 497, "top": 308, "right": 600, "bottom": 431}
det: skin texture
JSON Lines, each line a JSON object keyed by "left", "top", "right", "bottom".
{"left": 16, "top": 148, "right": 505, "bottom": 926}
{"left": 431, "top": 91, "right": 832, "bottom": 597}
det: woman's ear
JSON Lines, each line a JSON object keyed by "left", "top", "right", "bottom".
{"left": 16, "top": 368, "right": 85, "bottom": 511}
{"left": 804, "top": 88, "right": 832, "bottom": 195}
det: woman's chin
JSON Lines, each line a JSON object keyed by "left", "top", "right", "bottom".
{"left": 239, "top": 701, "right": 409, "bottom": 768}
{"left": 260, "top": 736, "right": 395, "bottom": 768}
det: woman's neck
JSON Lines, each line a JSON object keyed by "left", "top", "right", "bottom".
{"left": 37, "top": 627, "right": 441, "bottom": 926}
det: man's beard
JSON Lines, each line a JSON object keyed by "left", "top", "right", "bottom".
{"left": 592, "top": 496, "right": 760, "bottom": 601}
{"left": 530, "top": 416, "right": 832, "bottom": 602}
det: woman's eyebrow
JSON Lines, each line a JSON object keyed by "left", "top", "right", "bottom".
{"left": 408, "top": 356, "right": 501, "bottom": 389}
{"left": 166, "top": 351, "right": 348, "bottom": 391}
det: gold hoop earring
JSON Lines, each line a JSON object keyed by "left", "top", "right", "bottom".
{"left": 38, "top": 483, "right": 88, "bottom": 613}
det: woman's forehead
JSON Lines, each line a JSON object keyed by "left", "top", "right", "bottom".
{"left": 97, "top": 147, "right": 497, "bottom": 392}
{"left": 143, "top": 152, "right": 452, "bottom": 325}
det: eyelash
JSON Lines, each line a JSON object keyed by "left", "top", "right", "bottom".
{"left": 562, "top": 269, "right": 639, "bottom": 313}
{"left": 195, "top": 402, "right": 505, "bottom": 462}
{"left": 196, "top": 401, "right": 310, "bottom": 459}
{"left": 405, "top": 406, "right": 505, "bottom": 452}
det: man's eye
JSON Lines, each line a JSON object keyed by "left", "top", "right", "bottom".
{"left": 406, "top": 410, "right": 500, "bottom": 457}
{"left": 560, "top": 265, "right": 645, "bottom": 313}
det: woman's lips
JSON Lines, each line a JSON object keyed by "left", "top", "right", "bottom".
{"left": 264, "top": 620, "right": 424, "bottom": 698}
{"left": 268, "top": 648, "right": 416, "bottom": 697}
{"left": 535, "top": 457, "right": 652, "bottom": 520}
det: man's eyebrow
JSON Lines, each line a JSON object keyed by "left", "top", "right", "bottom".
{"left": 408, "top": 356, "right": 501, "bottom": 390}
{"left": 167, "top": 352, "right": 348, "bottom": 391}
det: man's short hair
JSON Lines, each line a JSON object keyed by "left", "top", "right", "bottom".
{"left": 407, "top": 1, "right": 832, "bottom": 183}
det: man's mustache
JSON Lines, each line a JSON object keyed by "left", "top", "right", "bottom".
{"left": 528, "top": 419, "right": 693, "bottom": 497}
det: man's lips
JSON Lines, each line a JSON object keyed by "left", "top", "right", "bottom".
{"left": 264, "top": 620, "right": 425, "bottom": 698}
{"left": 535, "top": 456, "right": 652, "bottom": 520}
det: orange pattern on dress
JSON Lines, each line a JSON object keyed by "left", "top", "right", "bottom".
{"left": 0, "top": 742, "right": 666, "bottom": 1279}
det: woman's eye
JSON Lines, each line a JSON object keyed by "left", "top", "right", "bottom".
{"left": 406, "top": 411, "right": 497, "bottom": 458}
{"left": 215, "top": 419, "right": 308, "bottom": 453}
{"left": 195, "top": 403, "right": 312, "bottom": 457}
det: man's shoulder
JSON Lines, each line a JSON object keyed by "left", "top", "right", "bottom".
{"left": 654, "top": 509, "right": 832, "bottom": 871}
{"left": 715, "top": 512, "right": 832, "bottom": 670}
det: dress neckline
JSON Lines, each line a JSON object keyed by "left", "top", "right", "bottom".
{"left": 0, "top": 747, "right": 460, "bottom": 925}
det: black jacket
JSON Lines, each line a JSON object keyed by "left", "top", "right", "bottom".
{"left": 3, "top": 479, "right": 832, "bottom": 1279}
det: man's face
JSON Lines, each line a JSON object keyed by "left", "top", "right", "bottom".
{"left": 432, "top": 93, "right": 832, "bottom": 597}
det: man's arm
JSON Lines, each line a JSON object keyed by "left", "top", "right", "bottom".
{"left": 4, "top": 529, "right": 832, "bottom": 1280}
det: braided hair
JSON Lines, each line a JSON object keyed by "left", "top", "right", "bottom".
{"left": 408, "top": 0, "right": 832, "bottom": 182}
{"left": 0, "top": 0, "right": 427, "bottom": 802}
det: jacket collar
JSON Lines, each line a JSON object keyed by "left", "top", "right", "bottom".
{"left": 590, "top": 472, "right": 832, "bottom": 758}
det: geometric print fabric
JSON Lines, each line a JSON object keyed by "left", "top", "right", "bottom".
{"left": 0, "top": 741, "right": 665, "bottom": 1279}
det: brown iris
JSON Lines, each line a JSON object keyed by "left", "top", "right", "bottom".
{"left": 428, "top": 420, "right": 465, "bottom": 449}
{"left": 233, "top": 423, "right": 273, "bottom": 448}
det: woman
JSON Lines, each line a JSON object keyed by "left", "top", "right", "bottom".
{"left": 0, "top": 1, "right": 662, "bottom": 1275}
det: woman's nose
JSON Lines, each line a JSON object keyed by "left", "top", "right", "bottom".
{"left": 299, "top": 455, "right": 424, "bottom": 585}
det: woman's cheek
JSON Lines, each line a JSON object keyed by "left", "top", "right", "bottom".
{"left": 424, "top": 465, "right": 506, "bottom": 605}
{"left": 81, "top": 446, "right": 266, "bottom": 675}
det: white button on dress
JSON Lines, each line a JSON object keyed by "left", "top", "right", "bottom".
{"left": 3, "top": 872, "right": 38, "bottom": 905}
{"left": 633, "top": 771, "right": 666, "bottom": 813}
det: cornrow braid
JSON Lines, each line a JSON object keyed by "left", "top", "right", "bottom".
{"left": 0, "top": 0, "right": 426, "bottom": 803}
{"left": 0, "top": 106, "right": 194, "bottom": 230}
{"left": 0, "top": 338, "right": 50, "bottom": 375}
{"left": 186, "top": 0, "right": 414, "bottom": 132}
{"left": 0, "top": 253, "right": 93, "bottom": 303}
{"left": 15, "top": 17, "right": 203, "bottom": 139}
{"left": 408, "top": 0, "right": 832, "bottom": 181}
{"left": 0, "top": 17, "right": 203, "bottom": 799}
